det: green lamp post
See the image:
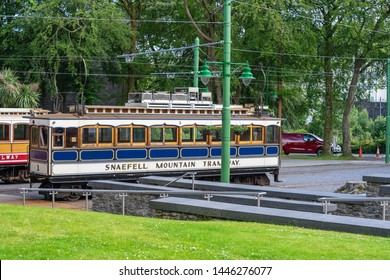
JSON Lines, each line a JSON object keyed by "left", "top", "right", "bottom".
{"left": 198, "top": 60, "right": 254, "bottom": 182}
{"left": 198, "top": 0, "right": 254, "bottom": 182}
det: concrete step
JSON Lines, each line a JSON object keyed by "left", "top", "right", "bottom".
{"left": 150, "top": 197, "right": 390, "bottom": 237}
{"left": 363, "top": 174, "right": 390, "bottom": 184}
{"left": 199, "top": 194, "right": 336, "bottom": 213}
{"left": 89, "top": 180, "right": 336, "bottom": 213}
{"left": 139, "top": 176, "right": 365, "bottom": 202}
{"left": 379, "top": 185, "right": 390, "bottom": 196}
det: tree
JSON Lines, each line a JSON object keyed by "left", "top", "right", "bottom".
{"left": 340, "top": 0, "right": 390, "bottom": 155}
{"left": 116, "top": 0, "right": 142, "bottom": 101}
{"left": 0, "top": 69, "right": 19, "bottom": 107}
{"left": 184, "top": 0, "right": 224, "bottom": 103}
{"left": 0, "top": 69, "right": 40, "bottom": 108}
{"left": 1, "top": 0, "right": 131, "bottom": 111}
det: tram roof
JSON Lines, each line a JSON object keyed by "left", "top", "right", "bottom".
{"left": 25, "top": 111, "right": 281, "bottom": 121}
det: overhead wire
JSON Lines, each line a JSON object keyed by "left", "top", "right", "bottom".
{"left": 1, "top": 4, "right": 388, "bottom": 86}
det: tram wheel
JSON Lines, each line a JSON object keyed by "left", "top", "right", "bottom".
{"left": 39, "top": 180, "right": 53, "bottom": 200}
{"left": 65, "top": 193, "right": 81, "bottom": 201}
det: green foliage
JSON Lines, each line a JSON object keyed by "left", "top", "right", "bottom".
{"left": 347, "top": 107, "right": 387, "bottom": 154}
{"left": 232, "top": 125, "right": 249, "bottom": 134}
{"left": 202, "top": 125, "right": 219, "bottom": 134}
{"left": 13, "top": 84, "right": 40, "bottom": 108}
{"left": 350, "top": 107, "right": 373, "bottom": 145}
{"left": 0, "top": 69, "right": 18, "bottom": 107}
{"left": 1, "top": 204, "right": 390, "bottom": 260}
{"left": 0, "top": 0, "right": 389, "bottom": 129}
{"left": 1, "top": 0, "right": 131, "bottom": 109}
{"left": 0, "top": 69, "right": 40, "bottom": 108}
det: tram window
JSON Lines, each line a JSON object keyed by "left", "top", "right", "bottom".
{"left": 151, "top": 127, "right": 163, "bottom": 143}
{"left": 53, "top": 135, "right": 63, "bottom": 147}
{"left": 133, "top": 127, "right": 146, "bottom": 143}
{"left": 150, "top": 126, "right": 178, "bottom": 144}
{"left": 98, "top": 127, "right": 113, "bottom": 144}
{"left": 182, "top": 127, "right": 193, "bottom": 142}
{"left": 39, "top": 127, "right": 48, "bottom": 147}
{"left": 240, "top": 128, "right": 251, "bottom": 142}
{"left": 31, "top": 126, "right": 38, "bottom": 146}
{"left": 165, "top": 127, "right": 177, "bottom": 143}
{"left": 252, "top": 126, "right": 263, "bottom": 142}
{"left": 118, "top": 127, "right": 131, "bottom": 143}
{"left": 66, "top": 128, "right": 78, "bottom": 148}
{"left": 13, "top": 123, "right": 29, "bottom": 141}
{"left": 211, "top": 127, "right": 222, "bottom": 142}
{"left": 266, "top": 125, "right": 279, "bottom": 143}
{"left": 54, "top": 127, "right": 64, "bottom": 134}
{"left": 0, "top": 124, "right": 10, "bottom": 141}
{"left": 195, "top": 127, "right": 207, "bottom": 143}
{"left": 82, "top": 127, "right": 96, "bottom": 144}
{"left": 52, "top": 127, "right": 64, "bottom": 148}
{"left": 230, "top": 129, "right": 236, "bottom": 142}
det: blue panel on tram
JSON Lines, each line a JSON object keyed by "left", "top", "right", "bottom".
{"left": 30, "top": 149, "right": 48, "bottom": 161}
{"left": 150, "top": 148, "right": 179, "bottom": 159}
{"left": 238, "top": 146, "right": 264, "bottom": 156}
{"left": 80, "top": 150, "right": 114, "bottom": 160}
{"left": 266, "top": 146, "right": 279, "bottom": 155}
{"left": 117, "top": 149, "right": 147, "bottom": 159}
{"left": 181, "top": 148, "right": 208, "bottom": 158}
{"left": 53, "top": 151, "right": 78, "bottom": 161}
{"left": 210, "top": 147, "right": 237, "bottom": 157}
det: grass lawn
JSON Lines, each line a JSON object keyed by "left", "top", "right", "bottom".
{"left": 1, "top": 204, "right": 389, "bottom": 260}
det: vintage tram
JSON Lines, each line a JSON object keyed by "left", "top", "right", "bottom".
{"left": 0, "top": 108, "right": 48, "bottom": 182}
{"left": 27, "top": 87, "right": 281, "bottom": 199}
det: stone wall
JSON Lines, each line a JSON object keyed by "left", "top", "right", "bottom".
{"left": 92, "top": 192, "right": 208, "bottom": 221}
{"left": 92, "top": 192, "right": 159, "bottom": 217}
{"left": 333, "top": 181, "right": 390, "bottom": 220}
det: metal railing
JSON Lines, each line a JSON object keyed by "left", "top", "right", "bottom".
{"left": 319, "top": 197, "right": 390, "bottom": 220}
{"left": 19, "top": 187, "right": 266, "bottom": 215}
{"left": 162, "top": 172, "right": 197, "bottom": 189}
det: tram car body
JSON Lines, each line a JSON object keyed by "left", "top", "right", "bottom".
{"left": 27, "top": 87, "right": 281, "bottom": 197}
{"left": 0, "top": 108, "right": 48, "bottom": 182}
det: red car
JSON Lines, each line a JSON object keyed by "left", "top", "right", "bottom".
{"left": 282, "top": 133, "right": 324, "bottom": 156}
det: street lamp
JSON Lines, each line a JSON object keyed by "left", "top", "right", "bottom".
{"left": 199, "top": 63, "right": 213, "bottom": 85}
{"left": 199, "top": 60, "right": 255, "bottom": 87}
{"left": 239, "top": 65, "right": 255, "bottom": 86}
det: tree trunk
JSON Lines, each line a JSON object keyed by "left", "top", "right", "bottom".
{"left": 184, "top": 0, "right": 222, "bottom": 103}
{"left": 277, "top": 50, "right": 283, "bottom": 118}
{"left": 118, "top": 0, "right": 141, "bottom": 103}
{"left": 342, "top": 58, "right": 364, "bottom": 155}
{"left": 323, "top": 56, "right": 333, "bottom": 156}
{"left": 321, "top": 8, "right": 334, "bottom": 157}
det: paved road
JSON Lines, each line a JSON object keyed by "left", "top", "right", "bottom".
{"left": 275, "top": 156, "right": 390, "bottom": 192}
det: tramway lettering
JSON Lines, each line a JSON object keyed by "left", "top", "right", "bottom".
{"left": 0, "top": 154, "right": 19, "bottom": 160}
{"left": 155, "top": 161, "right": 196, "bottom": 169}
{"left": 105, "top": 163, "right": 147, "bottom": 171}
{"left": 203, "top": 159, "right": 240, "bottom": 167}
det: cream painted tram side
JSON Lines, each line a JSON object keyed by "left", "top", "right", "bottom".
{"left": 27, "top": 87, "right": 281, "bottom": 199}
{"left": 0, "top": 108, "right": 48, "bottom": 182}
